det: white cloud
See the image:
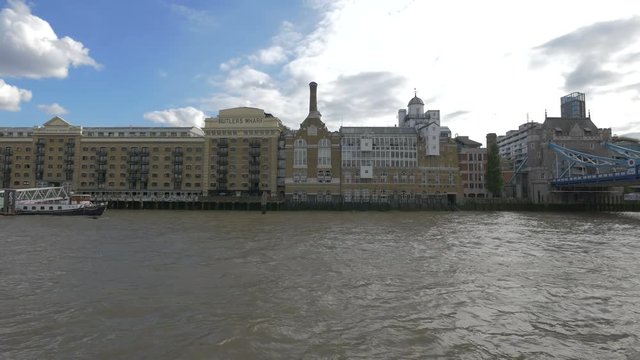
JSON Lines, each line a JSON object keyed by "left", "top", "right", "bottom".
{"left": 203, "top": 0, "right": 640, "bottom": 142}
{"left": 250, "top": 46, "right": 288, "bottom": 65}
{"left": 169, "top": 4, "right": 215, "bottom": 29}
{"left": 37, "top": 103, "right": 68, "bottom": 116}
{"left": 0, "top": 78, "right": 32, "bottom": 111}
{"left": 225, "top": 66, "right": 274, "bottom": 89}
{"left": 219, "top": 58, "right": 241, "bottom": 72}
{"left": 143, "top": 107, "right": 206, "bottom": 127}
{"left": 0, "top": 0, "right": 100, "bottom": 79}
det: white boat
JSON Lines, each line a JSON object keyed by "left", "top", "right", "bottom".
{"left": 0, "top": 187, "right": 107, "bottom": 216}
{"left": 16, "top": 194, "right": 107, "bottom": 216}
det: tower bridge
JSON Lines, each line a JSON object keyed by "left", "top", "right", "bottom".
{"left": 549, "top": 142, "right": 640, "bottom": 188}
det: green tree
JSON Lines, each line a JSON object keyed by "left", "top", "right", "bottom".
{"left": 485, "top": 142, "right": 503, "bottom": 197}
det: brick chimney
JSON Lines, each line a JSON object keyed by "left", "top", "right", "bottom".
{"left": 309, "top": 82, "right": 318, "bottom": 113}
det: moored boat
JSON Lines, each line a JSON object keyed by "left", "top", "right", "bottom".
{"left": 15, "top": 201, "right": 107, "bottom": 216}
{"left": 9, "top": 190, "right": 107, "bottom": 216}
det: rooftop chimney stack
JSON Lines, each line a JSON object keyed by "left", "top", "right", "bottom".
{"left": 309, "top": 82, "right": 318, "bottom": 113}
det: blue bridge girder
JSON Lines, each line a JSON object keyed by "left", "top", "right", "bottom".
{"left": 548, "top": 142, "right": 640, "bottom": 187}
{"left": 603, "top": 141, "right": 640, "bottom": 160}
{"left": 551, "top": 166, "right": 640, "bottom": 187}
{"left": 508, "top": 155, "right": 528, "bottom": 184}
{"left": 548, "top": 142, "right": 629, "bottom": 168}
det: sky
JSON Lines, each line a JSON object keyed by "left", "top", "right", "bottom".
{"left": 1, "top": 0, "right": 640, "bottom": 143}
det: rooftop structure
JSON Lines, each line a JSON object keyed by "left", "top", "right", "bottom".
{"left": 560, "top": 92, "right": 587, "bottom": 119}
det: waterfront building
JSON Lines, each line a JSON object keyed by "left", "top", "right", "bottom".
{"left": 506, "top": 92, "right": 618, "bottom": 203}
{"left": 203, "top": 107, "right": 284, "bottom": 197}
{"left": 339, "top": 93, "right": 462, "bottom": 205}
{"left": 398, "top": 92, "right": 441, "bottom": 156}
{"left": 497, "top": 121, "right": 541, "bottom": 170}
{"left": 0, "top": 117, "right": 207, "bottom": 200}
{"left": 496, "top": 121, "right": 541, "bottom": 198}
{"left": 1, "top": 85, "right": 463, "bottom": 207}
{"left": 455, "top": 136, "right": 488, "bottom": 199}
{"left": 283, "top": 82, "right": 341, "bottom": 203}
{"left": 340, "top": 126, "right": 418, "bottom": 203}
{"left": 1, "top": 126, "right": 34, "bottom": 189}
{"left": 417, "top": 133, "right": 462, "bottom": 205}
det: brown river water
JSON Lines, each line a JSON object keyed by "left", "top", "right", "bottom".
{"left": 1, "top": 210, "right": 640, "bottom": 359}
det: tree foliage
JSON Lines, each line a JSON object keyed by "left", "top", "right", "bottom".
{"left": 485, "top": 143, "right": 503, "bottom": 197}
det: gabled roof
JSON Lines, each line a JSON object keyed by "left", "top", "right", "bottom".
{"left": 542, "top": 117, "right": 598, "bottom": 135}
{"left": 455, "top": 136, "right": 482, "bottom": 148}
{"left": 43, "top": 116, "right": 72, "bottom": 127}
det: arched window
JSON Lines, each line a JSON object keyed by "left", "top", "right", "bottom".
{"left": 318, "top": 138, "right": 331, "bottom": 168}
{"left": 294, "top": 139, "right": 307, "bottom": 168}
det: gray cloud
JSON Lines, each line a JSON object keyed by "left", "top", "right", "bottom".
{"left": 564, "top": 59, "right": 622, "bottom": 89}
{"left": 320, "top": 71, "right": 408, "bottom": 128}
{"left": 618, "top": 52, "right": 640, "bottom": 64}
{"left": 534, "top": 16, "right": 640, "bottom": 92}
{"left": 613, "top": 120, "right": 640, "bottom": 133}
{"left": 620, "top": 132, "right": 640, "bottom": 139}
{"left": 536, "top": 16, "right": 640, "bottom": 56}
{"left": 608, "top": 82, "right": 640, "bottom": 100}
{"left": 617, "top": 82, "right": 640, "bottom": 92}
{"left": 444, "top": 110, "right": 469, "bottom": 121}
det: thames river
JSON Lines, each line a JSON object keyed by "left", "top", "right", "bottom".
{"left": 1, "top": 210, "right": 640, "bottom": 359}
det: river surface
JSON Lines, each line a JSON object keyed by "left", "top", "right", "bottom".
{"left": 1, "top": 210, "right": 640, "bottom": 359}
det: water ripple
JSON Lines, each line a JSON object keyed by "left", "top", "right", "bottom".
{"left": 1, "top": 210, "right": 640, "bottom": 359}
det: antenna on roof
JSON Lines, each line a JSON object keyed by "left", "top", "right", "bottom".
{"left": 526, "top": 112, "right": 529, "bottom": 122}
{"left": 414, "top": 88, "right": 417, "bottom": 97}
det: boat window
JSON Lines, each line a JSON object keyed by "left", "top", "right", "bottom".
{"left": 40, "top": 206, "right": 44, "bottom": 210}
{"left": 58, "top": 206, "right": 62, "bottom": 210}
{"left": 49, "top": 206, "right": 53, "bottom": 210}
{"left": 32, "top": 206, "right": 36, "bottom": 210}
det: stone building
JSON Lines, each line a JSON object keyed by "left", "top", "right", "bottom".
{"left": 0, "top": 111, "right": 284, "bottom": 200}
{"left": 203, "top": 107, "right": 284, "bottom": 197}
{"left": 340, "top": 126, "right": 418, "bottom": 203}
{"left": 455, "top": 136, "right": 488, "bottom": 199}
{"left": 503, "top": 92, "right": 618, "bottom": 203}
{"left": 1, "top": 84, "right": 464, "bottom": 207}
{"left": 339, "top": 93, "right": 462, "bottom": 206}
{"left": 0, "top": 117, "right": 206, "bottom": 200}
{"left": 284, "top": 82, "right": 341, "bottom": 203}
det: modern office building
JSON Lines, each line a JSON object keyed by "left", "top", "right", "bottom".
{"left": 560, "top": 92, "right": 587, "bottom": 119}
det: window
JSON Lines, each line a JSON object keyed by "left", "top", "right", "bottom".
{"left": 294, "top": 139, "right": 307, "bottom": 168}
{"left": 318, "top": 138, "right": 331, "bottom": 168}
